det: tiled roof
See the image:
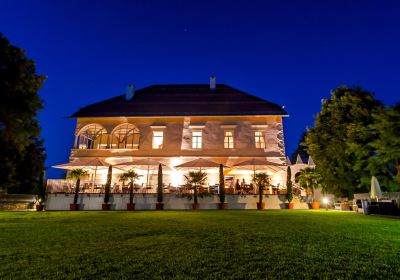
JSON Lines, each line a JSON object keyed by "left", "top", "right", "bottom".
{"left": 71, "top": 84, "right": 288, "bottom": 117}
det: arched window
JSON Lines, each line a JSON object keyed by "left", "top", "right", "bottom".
{"left": 76, "top": 124, "right": 108, "bottom": 149}
{"left": 110, "top": 123, "right": 140, "bottom": 149}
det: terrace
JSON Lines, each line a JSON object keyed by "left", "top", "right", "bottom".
{"left": 46, "top": 179, "right": 289, "bottom": 195}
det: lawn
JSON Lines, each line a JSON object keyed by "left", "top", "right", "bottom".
{"left": 1, "top": 210, "right": 399, "bottom": 279}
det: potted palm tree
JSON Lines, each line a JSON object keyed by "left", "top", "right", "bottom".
{"left": 184, "top": 170, "right": 207, "bottom": 210}
{"left": 286, "top": 166, "right": 294, "bottom": 209}
{"left": 102, "top": 165, "right": 113, "bottom": 210}
{"left": 253, "top": 173, "right": 270, "bottom": 210}
{"left": 218, "top": 164, "right": 227, "bottom": 209}
{"left": 297, "top": 167, "right": 321, "bottom": 209}
{"left": 119, "top": 169, "right": 141, "bottom": 211}
{"left": 156, "top": 164, "right": 164, "bottom": 210}
{"left": 68, "top": 168, "right": 88, "bottom": 211}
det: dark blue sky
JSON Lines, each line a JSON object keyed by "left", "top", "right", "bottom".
{"left": 1, "top": 0, "right": 399, "bottom": 178}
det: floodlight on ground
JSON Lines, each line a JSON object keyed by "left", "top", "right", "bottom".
{"left": 322, "top": 197, "right": 329, "bottom": 211}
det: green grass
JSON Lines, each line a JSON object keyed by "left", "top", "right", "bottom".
{"left": 1, "top": 210, "right": 400, "bottom": 279}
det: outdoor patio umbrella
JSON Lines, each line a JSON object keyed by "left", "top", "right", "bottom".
{"left": 174, "top": 158, "right": 227, "bottom": 171}
{"left": 174, "top": 158, "right": 227, "bottom": 193}
{"left": 233, "top": 158, "right": 284, "bottom": 178}
{"left": 53, "top": 158, "right": 111, "bottom": 186}
{"left": 115, "top": 158, "right": 166, "bottom": 187}
{"left": 233, "top": 158, "right": 284, "bottom": 194}
{"left": 370, "top": 176, "right": 382, "bottom": 202}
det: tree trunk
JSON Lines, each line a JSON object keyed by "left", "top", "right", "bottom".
{"left": 73, "top": 178, "right": 80, "bottom": 204}
{"left": 194, "top": 184, "right": 198, "bottom": 204}
{"left": 258, "top": 184, "right": 263, "bottom": 203}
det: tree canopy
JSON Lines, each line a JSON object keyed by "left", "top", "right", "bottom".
{"left": 304, "top": 85, "right": 399, "bottom": 197}
{"left": 0, "top": 33, "right": 46, "bottom": 193}
{"left": 367, "top": 103, "right": 400, "bottom": 190}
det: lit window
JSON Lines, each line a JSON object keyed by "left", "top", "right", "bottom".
{"left": 192, "top": 131, "right": 202, "bottom": 149}
{"left": 76, "top": 124, "right": 108, "bottom": 149}
{"left": 255, "top": 131, "right": 265, "bottom": 149}
{"left": 152, "top": 131, "right": 164, "bottom": 149}
{"left": 110, "top": 123, "right": 140, "bottom": 149}
{"left": 224, "top": 131, "right": 234, "bottom": 149}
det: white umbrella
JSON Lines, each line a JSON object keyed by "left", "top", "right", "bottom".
{"left": 174, "top": 158, "right": 227, "bottom": 171}
{"left": 116, "top": 158, "right": 166, "bottom": 187}
{"left": 53, "top": 158, "right": 111, "bottom": 186}
{"left": 233, "top": 158, "right": 284, "bottom": 177}
{"left": 370, "top": 176, "right": 382, "bottom": 202}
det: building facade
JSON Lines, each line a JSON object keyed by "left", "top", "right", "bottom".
{"left": 52, "top": 81, "right": 289, "bottom": 193}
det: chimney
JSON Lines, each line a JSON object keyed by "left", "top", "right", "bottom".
{"left": 125, "top": 84, "right": 135, "bottom": 101}
{"left": 209, "top": 75, "right": 216, "bottom": 90}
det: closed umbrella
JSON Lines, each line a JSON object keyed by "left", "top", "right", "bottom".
{"left": 370, "top": 176, "right": 382, "bottom": 202}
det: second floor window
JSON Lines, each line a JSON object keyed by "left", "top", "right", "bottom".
{"left": 76, "top": 124, "right": 108, "bottom": 149}
{"left": 192, "top": 131, "right": 202, "bottom": 149}
{"left": 110, "top": 124, "right": 140, "bottom": 149}
{"left": 224, "top": 131, "right": 234, "bottom": 149}
{"left": 255, "top": 131, "right": 265, "bottom": 149}
{"left": 152, "top": 131, "right": 164, "bottom": 149}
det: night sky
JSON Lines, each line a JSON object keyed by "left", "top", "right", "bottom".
{"left": 1, "top": 1, "right": 399, "bottom": 178}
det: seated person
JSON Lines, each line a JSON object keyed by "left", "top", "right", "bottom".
{"left": 235, "top": 179, "right": 241, "bottom": 194}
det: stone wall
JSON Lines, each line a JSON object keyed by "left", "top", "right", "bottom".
{"left": 0, "top": 194, "right": 36, "bottom": 210}
{"left": 46, "top": 193, "right": 310, "bottom": 211}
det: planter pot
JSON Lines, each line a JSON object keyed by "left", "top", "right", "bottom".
{"left": 70, "top": 203, "right": 80, "bottom": 211}
{"left": 156, "top": 202, "right": 164, "bottom": 210}
{"left": 287, "top": 202, "right": 294, "bottom": 209}
{"left": 311, "top": 202, "right": 320, "bottom": 209}
{"left": 256, "top": 202, "right": 265, "bottom": 210}
{"left": 102, "top": 203, "right": 111, "bottom": 211}
{"left": 127, "top": 203, "right": 135, "bottom": 211}
{"left": 36, "top": 204, "right": 44, "bottom": 211}
{"left": 217, "top": 203, "right": 228, "bottom": 210}
{"left": 192, "top": 203, "right": 200, "bottom": 210}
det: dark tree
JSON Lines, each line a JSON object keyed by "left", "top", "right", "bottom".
{"left": 104, "top": 166, "right": 112, "bottom": 204}
{"left": 0, "top": 33, "right": 46, "bottom": 193}
{"left": 304, "top": 86, "right": 383, "bottom": 197}
{"left": 219, "top": 164, "right": 225, "bottom": 203}
{"left": 286, "top": 166, "right": 293, "bottom": 203}
{"left": 367, "top": 103, "right": 400, "bottom": 191}
{"left": 157, "top": 164, "right": 163, "bottom": 203}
